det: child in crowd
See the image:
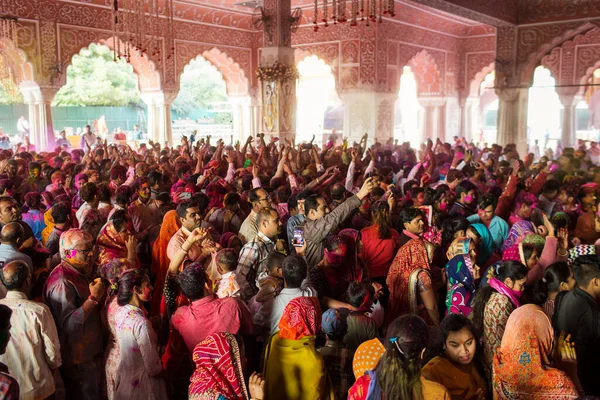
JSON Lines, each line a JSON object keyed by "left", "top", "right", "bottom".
{"left": 254, "top": 252, "right": 285, "bottom": 303}
{"left": 214, "top": 248, "right": 240, "bottom": 298}
{"left": 318, "top": 308, "right": 354, "bottom": 400}
{"left": 344, "top": 282, "right": 378, "bottom": 352}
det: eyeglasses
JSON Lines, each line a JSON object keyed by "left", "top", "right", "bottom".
{"left": 74, "top": 248, "right": 94, "bottom": 255}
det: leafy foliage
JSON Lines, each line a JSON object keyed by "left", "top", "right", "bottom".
{"left": 53, "top": 44, "right": 141, "bottom": 107}
{"left": 0, "top": 79, "right": 23, "bottom": 104}
{"left": 0, "top": 46, "right": 229, "bottom": 115}
{"left": 172, "top": 57, "right": 228, "bottom": 116}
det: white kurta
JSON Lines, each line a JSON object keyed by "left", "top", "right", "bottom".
{"left": 113, "top": 304, "right": 167, "bottom": 400}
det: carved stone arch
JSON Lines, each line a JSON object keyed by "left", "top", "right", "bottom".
{"left": 175, "top": 43, "right": 250, "bottom": 97}
{"left": 294, "top": 48, "right": 340, "bottom": 94}
{"left": 520, "top": 22, "right": 599, "bottom": 87}
{"left": 579, "top": 59, "right": 600, "bottom": 98}
{"left": 293, "top": 45, "right": 340, "bottom": 92}
{"left": 468, "top": 62, "right": 495, "bottom": 98}
{"left": 0, "top": 38, "right": 36, "bottom": 86}
{"left": 57, "top": 31, "right": 161, "bottom": 92}
{"left": 407, "top": 50, "right": 443, "bottom": 96}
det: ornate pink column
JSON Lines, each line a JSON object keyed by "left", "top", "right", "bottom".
{"left": 259, "top": 0, "right": 296, "bottom": 142}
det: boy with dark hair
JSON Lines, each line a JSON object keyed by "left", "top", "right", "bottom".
{"left": 214, "top": 248, "right": 241, "bottom": 298}
{"left": 343, "top": 282, "right": 378, "bottom": 352}
{"left": 449, "top": 180, "right": 478, "bottom": 217}
{"left": 252, "top": 255, "right": 316, "bottom": 339}
{"left": 254, "top": 251, "right": 285, "bottom": 303}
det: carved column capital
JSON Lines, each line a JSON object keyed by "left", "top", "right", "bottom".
{"left": 555, "top": 87, "right": 580, "bottom": 107}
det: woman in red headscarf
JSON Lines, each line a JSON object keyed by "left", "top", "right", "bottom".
{"left": 189, "top": 332, "right": 264, "bottom": 400}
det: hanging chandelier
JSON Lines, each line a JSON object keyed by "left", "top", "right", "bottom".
{"left": 0, "top": 14, "right": 18, "bottom": 94}
{"left": 0, "top": 15, "right": 18, "bottom": 45}
{"left": 111, "top": 0, "right": 175, "bottom": 63}
{"left": 313, "top": 0, "right": 395, "bottom": 31}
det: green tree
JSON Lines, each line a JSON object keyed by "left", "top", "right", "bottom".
{"left": 172, "top": 57, "right": 228, "bottom": 116}
{"left": 0, "top": 79, "right": 23, "bottom": 105}
{"left": 53, "top": 44, "right": 141, "bottom": 107}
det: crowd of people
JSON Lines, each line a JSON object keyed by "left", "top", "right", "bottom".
{"left": 0, "top": 131, "right": 598, "bottom": 400}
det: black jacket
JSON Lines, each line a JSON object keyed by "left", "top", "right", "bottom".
{"left": 555, "top": 286, "right": 600, "bottom": 396}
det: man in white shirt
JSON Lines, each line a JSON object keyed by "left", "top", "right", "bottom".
{"left": 0, "top": 260, "right": 61, "bottom": 400}
{"left": 16, "top": 116, "right": 29, "bottom": 136}
{"left": 253, "top": 255, "right": 316, "bottom": 337}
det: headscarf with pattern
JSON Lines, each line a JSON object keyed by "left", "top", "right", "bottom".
{"left": 446, "top": 237, "right": 471, "bottom": 261}
{"left": 445, "top": 251, "right": 478, "bottom": 316}
{"left": 352, "top": 338, "right": 385, "bottom": 380}
{"left": 189, "top": 332, "right": 249, "bottom": 400}
{"left": 493, "top": 304, "right": 578, "bottom": 399}
{"left": 568, "top": 244, "right": 596, "bottom": 263}
{"left": 278, "top": 296, "right": 322, "bottom": 340}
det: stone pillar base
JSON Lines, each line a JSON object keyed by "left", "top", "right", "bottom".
{"left": 141, "top": 91, "right": 176, "bottom": 147}
{"left": 20, "top": 84, "right": 59, "bottom": 152}
{"left": 496, "top": 88, "right": 529, "bottom": 157}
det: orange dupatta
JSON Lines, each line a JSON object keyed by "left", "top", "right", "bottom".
{"left": 150, "top": 209, "right": 181, "bottom": 317}
{"left": 493, "top": 304, "right": 578, "bottom": 399}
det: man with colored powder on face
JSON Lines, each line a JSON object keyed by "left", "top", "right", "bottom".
{"left": 449, "top": 180, "right": 478, "bottom": 218}
{"left": 43, "top": 229, "right": 105, "bottom": 400}
{"left": 128, "top": 176, "right": 161, "bottom": 235}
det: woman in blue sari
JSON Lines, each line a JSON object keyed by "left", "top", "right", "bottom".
{"left": 445, "top": 238, "right": 480, "bottom": 316}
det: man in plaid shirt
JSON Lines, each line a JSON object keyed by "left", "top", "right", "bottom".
{"left": 235, "top": 207, "right": 281, "bottom": 301}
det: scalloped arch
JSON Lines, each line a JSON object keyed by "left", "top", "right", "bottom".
{"left": 175, "top": 45, "right": 250, "bottom": 97}
{"left": 57, "top": 36, "right": 161, "bottom": 92}
{"left": 469, "top": 62, "right": 495, "bottom": 98}
{"left": 578, "top": 59, "right": 600, "bottom": 98}
{"left": 520, "top": 22, "right": 598, "bottom": 87}
{"left": 294, "top": 47, "right": 340, "bottom": 93}
{"left": 200, "top": 48, "right": 249, "bottom": 96}
{"left": 0, "top": 38, "right": 36, "bottom": 85}
{"left": 407, "top": 50, "right": 443, "bottom": 96}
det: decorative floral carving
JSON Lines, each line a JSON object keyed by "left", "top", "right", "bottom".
{"left": 341, "top": 40, "right": 359, "bottom": 64}
{"left": 465, "top": 52, "right": 495, "bottom": 91}
{"left": 376, "top": 99, "right": 393, "bottom": 137}
{"left": 360, "top": 38, "right": 376, "bottom": 85}
{"left": 519, "top": 0, "right": 600, "bottom": 24}
{"left": 408, "top": 49, "right": 443, "bottom": 96}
